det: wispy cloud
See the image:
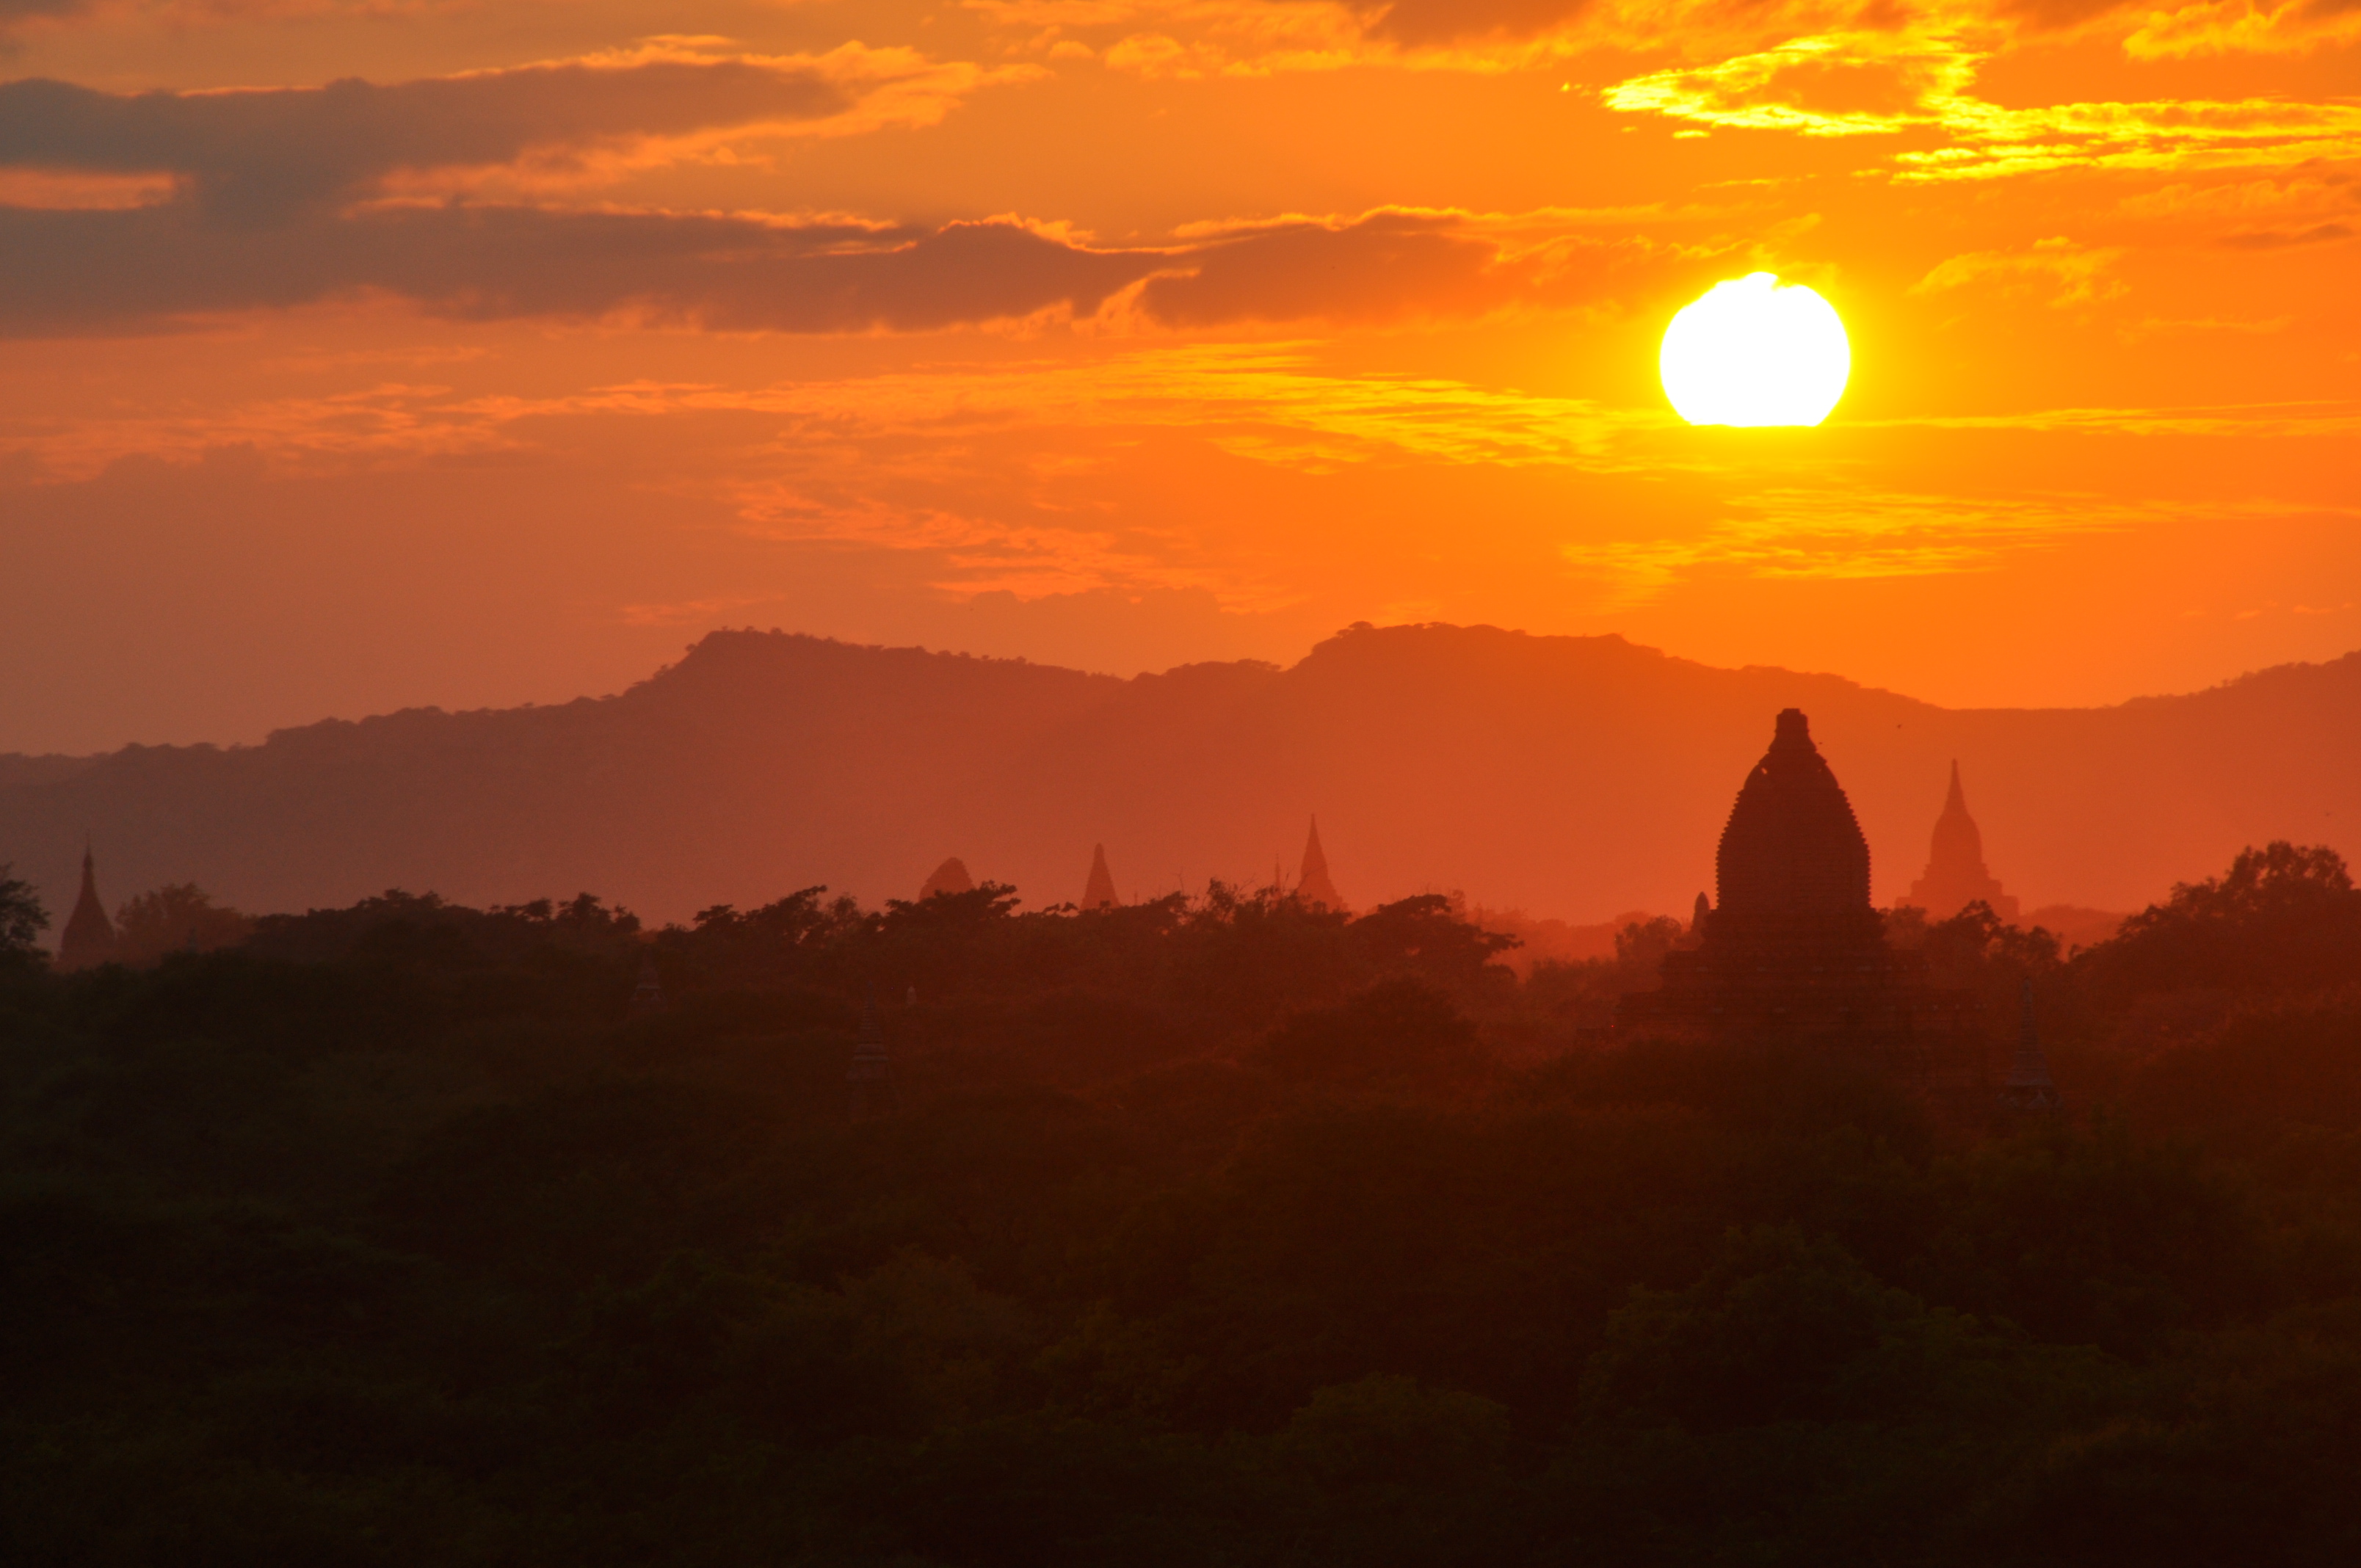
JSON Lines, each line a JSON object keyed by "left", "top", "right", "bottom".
{"left": 1909, "top": 236, "right": 2125, "bottom": 306}
{"left": 1559, "top": 489, "right": 2354, "bottom": 603}
{"left": 1600, "top": 23, "right": 2361, "bottom": 181}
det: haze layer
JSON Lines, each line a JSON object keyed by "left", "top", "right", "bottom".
{"left": 7, "top": 625, "right": 2356, "bottom": 926}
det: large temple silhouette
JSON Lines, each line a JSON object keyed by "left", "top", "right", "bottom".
{"left": 1620, "top": 711, "right": 1972, "bottom": 1066}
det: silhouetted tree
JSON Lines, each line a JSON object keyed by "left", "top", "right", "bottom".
{"left": 1349, "top": 895, "right": 1520, "bottom": 998}
{"left": 112, "top": 882, "right": 251, "bottom": 965}
{"left": 0, "top": 863, "right": 46, "bottom": 957}
{"left": 1612, "top": 915, "right": 1686, "bottom": 984}
{"left": 2082, "top": 841, "right": 2361, "bottom": 997}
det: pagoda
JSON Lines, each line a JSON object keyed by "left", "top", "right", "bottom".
{"left": 1296, "top": 817, "right": 1345, "bottom": 912}
{"left": 1907, "top": 762, "right": 2018, "bottom": 921}
{"left": 1081, "top": 843, "right": 1120, "bottom": 910}
{"left": 57, "top": 845, "right": 116, "bottom": 971}
{"left": 918, "top": 857, "right": 975, "bottom": 900}
{"left": 1621, "top": 711, "right": 1970, "bottom": 1057}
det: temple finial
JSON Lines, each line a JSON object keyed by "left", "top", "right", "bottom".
{"left": 1082, "top": 843, "right": 1120, "bottom": 910}
{"left": 1296, "top": 816, "right": 1344, "bottom": 912}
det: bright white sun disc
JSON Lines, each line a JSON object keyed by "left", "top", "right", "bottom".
{"left": 1660, "top": 272, "right": 1850, "bottom": 427}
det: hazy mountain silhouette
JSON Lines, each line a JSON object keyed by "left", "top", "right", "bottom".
{"left": 4, "top": 623, "right": 2356, "bottom": 928}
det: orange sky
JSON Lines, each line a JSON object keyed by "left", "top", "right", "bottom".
{"left": 1, "top": 0, "right": 2355, "bottom": 755}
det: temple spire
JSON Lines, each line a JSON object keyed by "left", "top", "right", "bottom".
{"left": 918, "top": 857, "right": 975, "bottom": 900}
{"left": 1907, "top": 761, "right": 2018, "bottom": 921}
{"left": 1997, "top": 978, "right": 2063, "bottom": 1114}
{"left": 57, "top": 841, "right": 116, "bottom": 971}
{"left": 1296, "top": 816, "right": 1344, "bottom": 912}
{"left": 1082, "top": 843, "right": 1120, "bottom": 910}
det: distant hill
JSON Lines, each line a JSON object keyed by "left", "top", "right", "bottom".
{"left": 4, "top": 624, "right": 2357, "bottom": 931}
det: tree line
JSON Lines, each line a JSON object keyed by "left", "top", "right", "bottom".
{"left": 1, "top": 843, "right": 2358, "bottom": 1564}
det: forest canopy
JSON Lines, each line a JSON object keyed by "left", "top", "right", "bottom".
{"left": 3, "top": 846, "right": 2360, "bottom": 1565}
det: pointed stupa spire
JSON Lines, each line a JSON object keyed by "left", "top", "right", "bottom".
{"left": 918, "top": 857, "right": 975, "bottom": 900}
{"left": 57, "top": 841, "right": 116, "bottom": 971}
{"left": 1998, "top": 977, "right": 2063, "bottom": 1113}
{"left": 1907, "top": 761, "right": 2017, "bottom": 921}
{"left": 1691, "top": 891, "right": 1711, "bottom": 934}
{"left": 1082, "top": 843, "right": 1120, "bottom": 910}
{"left": 1296, "top": 816, "right": 1345, "bottom": 912}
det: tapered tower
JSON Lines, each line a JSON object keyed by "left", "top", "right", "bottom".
{"left": 1082, "top": 843, "right": 1120, "bottom": 910}
{"left": 1907, "top": 763, "right": 2017, "bottom": 921}
{"left": 1296, "top": 817, "right": 1344, "bottom": 912}
{"left": 57, "top": 845, "right": 115, "bottom": 971}
{"left": 918, "top": 857, "right": 975, "bottom": 900}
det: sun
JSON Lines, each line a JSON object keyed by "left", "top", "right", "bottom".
{"left": 1660, "top": 273, "right": 1851, "bottom": 427}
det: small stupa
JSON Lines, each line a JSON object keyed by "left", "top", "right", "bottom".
{"left": 1907, "top": 763, "right": 2018, "bottom": 921}
{"left": 918, "top": 857, "right": 975, "bottom": 900}
{"left": 848, "top": 989, "right": 891, "bottom": 1116}
{"left": 1082, "top": 844, "right": 1120, "bottom": 910}
{"left": 57, "top": 844, "right": 116, "bottom": 971}
{"left": 1296, "top": 817, "right": 1345, "bottom": 912}
{"left": 1997, "top": 978, "right": 2063, "bottom": 1114}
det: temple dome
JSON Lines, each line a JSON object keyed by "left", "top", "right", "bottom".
{"left": 1715, "top": 709, "right": 1871, "bottom": 918}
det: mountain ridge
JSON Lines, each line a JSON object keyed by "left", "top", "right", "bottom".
{"left": 5, "top": 624, "right": 2357, "bottom": 929}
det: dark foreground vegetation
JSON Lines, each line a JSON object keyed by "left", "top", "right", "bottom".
{"left": 4, "top": 845, "right": 2361, "bottom": 1566}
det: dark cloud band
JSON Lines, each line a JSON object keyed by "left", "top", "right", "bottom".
{"left": 0, "top": 60, "right": 857, "bottom": 225}
{"left": 0, "top": 194, "right": 1673, "bottom": 337}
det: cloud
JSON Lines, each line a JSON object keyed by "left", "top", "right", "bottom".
{"left": 1909, "top": 236, "right": 2125, "bottom": 305}
{"left": 971, "top": 0, "right": 1921, "bottom": 78}
{"left": 0, "top": 340, "right": 1670, "bottom": 494}
{"left": 1852, "top": 400, "right": 2361, "bottom": 437}
{"left": 1603, "top": 30, "right": 1979, "bottom": 137}
{"left": 0, "top": 204, "right": 1147, "bottom": 334}
{"left": 1602, "top": 24, "right": 2361, "bottom": 180}
{"left": 2218, "top": 221, "right": 2356, "bottom": 248}
{"left": 1558, "top": 490, "right": 2345, "bottom": 603}
{"left": 979, "top": 0, "right": 2355, "bottom": 83}
{"left": 0, "top": 46, "right": 1012, "bottom": 225}
{"left": 0, "top": 195, "right": 1717, "bottom": 338}
{"left": 2122, "top": 0, "right": 2361, "bottom": 58}
{"left": 1138, "top": 211, "right": 1522, "bottom": 324}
